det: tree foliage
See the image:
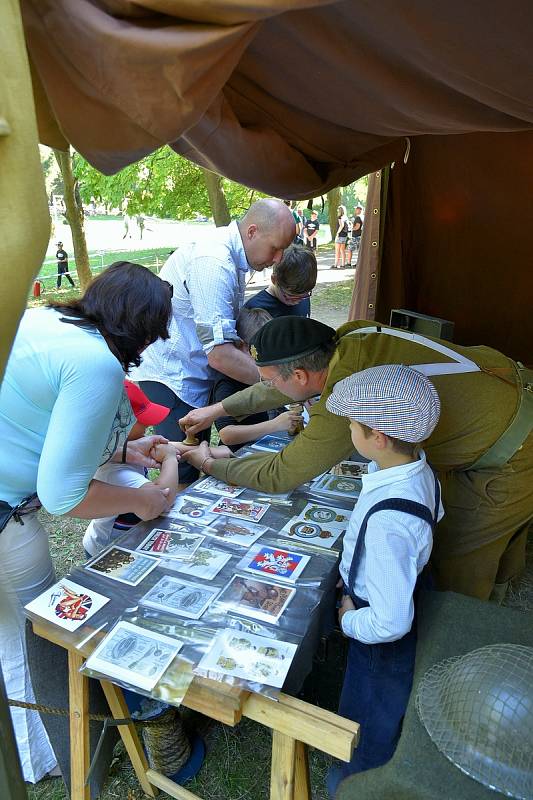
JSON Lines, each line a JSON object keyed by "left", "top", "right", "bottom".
{"left": 74, "top": 147, "right": 265, "bottom": 222}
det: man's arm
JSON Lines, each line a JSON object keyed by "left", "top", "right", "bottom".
{"left": 207, "top": 342, "right": 259, "bottom": 385}
{"left": 180, "top": 382, "right": 290, "bottom": 435}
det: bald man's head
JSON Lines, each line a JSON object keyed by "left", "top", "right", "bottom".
{"left": 238, "top": 199, "right": 296, "bottom": 270}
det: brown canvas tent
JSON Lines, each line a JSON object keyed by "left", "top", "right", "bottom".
{"left": 1, "top": 0, "right": 532, "bottom": 375}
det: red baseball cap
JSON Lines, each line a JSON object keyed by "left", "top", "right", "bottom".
{"left": 123, "top": 380, "right": 170, "bottom": 426}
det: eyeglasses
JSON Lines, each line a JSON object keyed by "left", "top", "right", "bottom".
{"left": 259, "top": 373, "right": 285, "bottom": 389}
{"left": 278, "top": 287, "right": 313, "bottom": 301}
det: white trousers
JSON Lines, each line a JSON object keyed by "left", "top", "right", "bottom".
{"left": 0, "top": 513, "right": 57, "bottom": 782}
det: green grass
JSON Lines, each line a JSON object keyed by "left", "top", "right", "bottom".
{"left": 37, "top": 247, "right": 172, "bottom": 281}
{"left": 312, "top": 280, "right": 354, "bottom": 310}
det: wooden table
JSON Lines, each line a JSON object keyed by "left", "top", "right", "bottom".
{"left": 32, "top": 619, "right": 359, "bottom": 800}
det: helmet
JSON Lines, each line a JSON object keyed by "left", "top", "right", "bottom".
{"left": 416, "top": 644, "right": 533, "bottom": 799}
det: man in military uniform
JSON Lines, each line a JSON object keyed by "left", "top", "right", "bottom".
{"left": 180, "top": 317, "right": 533, "bottom": 601}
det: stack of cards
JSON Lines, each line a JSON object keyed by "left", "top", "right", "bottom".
{"left": 136, "top": 528, "right": 205, "bottom": 560}
{"left": 25, "top": 579, "right": 109, "bottom": 631}
{"left": 279, "top": 502, "right": 349, "bottom": 548}
{"left": 85, "top": 620, "right": 182, "bottom": 691}
{"left": 196, "top": 629, "right": 297, "bottom": 688}
{"left": 215, "top": 575, "right": 295, "bottom": 623}
{"left": 85, "top": 547, "right": 159, "bottom": 586}
{"left": 140, "top": 576, "right": 220, "bottom": 619}
{"left": 236, "top": 544, "right": 310, "bottom": 583}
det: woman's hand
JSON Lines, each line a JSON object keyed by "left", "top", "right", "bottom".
{"left": 125, "top": 435, "right": 169, "bottom": 468}
{"left": 180, "top": 440, "right": 212, "bottom": 472}
{"left": 132, "top": 483, "right": 171, "bottom": 520}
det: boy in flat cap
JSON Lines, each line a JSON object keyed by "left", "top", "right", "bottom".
{"left": 180, "top": 316, "right": 533, "bottom": 601}
{"left": 324, "top": 365, "right": 443, "bottom": 794}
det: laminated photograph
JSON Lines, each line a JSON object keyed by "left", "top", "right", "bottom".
{"left": 279, "top": 502, "right": 349, "bottom": 549}
{"left": 203, "top": 518, "right": 268, "bottom": 548}
{"left": 140, "top": 576, "right": 220, "bottom": 619}
{"left": 215, "top": 575, "right": 295, "bottom": 623}
{"left": 165, "top": 494, "right": 216, "bottom": 524}
{"left": 250, "top": 434, "right": 289, "bottom": 452}
{"left": 85, "top": 620, "right": 182, "bottom": 691}
{"left": 194, "top": 476, "right": 245, "bottom": 498}
{"left": 329, "top": 460, "right": 368, "bottom": 478}
{"left": 196, "top": 629, "right": 298, "bottom": 688}
{"left": 237, "top": 544, "right": 310, "bottom": 583}
{"left": 85, "top": 546, "right": 159, "bottom": 586}
{"left": 25, "top": 579, "right": 109, "bottom": 631}
{"left": 209, "top": 497, "right": 270, "bottom": 523}
{"left": 136, "top": 528, "right": 205, "bottom": 560}
{"left": 164, "top": 546, "right": 232, "bottom": 581}
{"left": 310, "top": 472, "right": 362, "bottom": 499}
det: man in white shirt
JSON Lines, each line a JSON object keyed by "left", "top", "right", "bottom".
{"left": 324, "top": 365, "right": 443, "bottom": 795}
{"left": 133, "top": 198, "right": 295, "bottom": 482}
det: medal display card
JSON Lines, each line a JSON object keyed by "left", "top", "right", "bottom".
{"left": 140, "top": 576, "right": 220, "bottom": 619}
{"left": 196, "top": 628, "right": 297, "bottom": 688}
{"left": 279, "top": 502, "right": 349, "bottom": 549}
{"left": 136, "top": 528, "right": 205, "bottom": 560}
{"left": 329, "top": 460, "right": 368, "bottom": 478}
{"left": 215, "top": 575, "right": 295, "bottom": 623}
{"left": 250, "top": 434, "right": 289, "bottom": 453}
{"left": 85, "top": 621, "right": 182, "bottom": 692}
{"left": 236, "top": 544, "right": 310, "bottom": 583}
{"left": 25, "top": 579, "right": 109, "bottom": 632}
{"left": 85, "top": 547, "right": 159, "bottom": 586}
{"left": 203, "top": 518, "right": 268, "bottom": 548}
{"left": 209, "top": 497, "right": 270, "bottom": 523}
{"left": 164, "top": 546, "right": 232, "bottom": 581}
{"left": 165, "top": 494, "right": 216, "bottom": 524}
{"left": 194, "top": 476, "right": 245, "bottom": 498}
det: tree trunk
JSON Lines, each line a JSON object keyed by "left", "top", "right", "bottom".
{"left": 201, "top": 168, "right": 231, "bottom": 227}
{"left": 327, "top": 187, "right": 342, "bottom": 242}
{"left": 54, "top": 148, "right": 92, "bottom": 290}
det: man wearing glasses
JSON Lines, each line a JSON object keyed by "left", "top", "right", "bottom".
{"left": 245, "top": 244, "right": 317, "bottom": 319}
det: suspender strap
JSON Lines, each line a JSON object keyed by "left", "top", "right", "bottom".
{"left": 347, "top": 473, "right": 440, "bottom": 603}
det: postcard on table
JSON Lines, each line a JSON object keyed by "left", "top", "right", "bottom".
{"left": 140, "top": 576, "right": 220, "bottom": 619}
{"left": 164, "top": 546, "right": 232, "bottom": 581}
{"left": 136, "top": 528, "right": 205, "bottom": 560}
{"left": 203, "top": 518, "right": 268, "bottom": 548}
{"left": 236, "top": 544, "right": 310, "bottom": 583}
{"left": 196, "top": 628, "right": 298, "bottom": 688}
{"left": 250, "top": 434, "right": 289, "bottom": 452}
{"left": 209, "top": 497, "right": 270, "bottom": 523}
{"left": 84, "top": 620, "right": 182, "bottom": 692}
{"left": 329, "top": 460, "right": 368, "bottom": 478}
{"left": 85, "top": 546, "right": 158, "bottom": 586}
{"left": 311, "top": 472, "right": 362, "bottom": 499}
{"left": 215, "top": 575, "right": 295, "bottom": 623}
{"left": 165, "top": 494, "right": 216, "bottom": 524}
{"left": 194, "top": 476, "right": 245, "bottom": 498}
{"left": 25, "top": 579, "right": 109, "bottom": 631}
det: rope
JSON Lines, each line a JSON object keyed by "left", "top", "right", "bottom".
{"left": 8, "top": 697, "right": 158, "bottom": 725}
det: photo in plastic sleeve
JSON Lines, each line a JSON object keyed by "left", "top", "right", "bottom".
{"left": 136, "top": 528, "right": 205, "bottom": 560}
{"left": 209, "top": 497, "right": 270, "bottom": 523}
{"left": 329, "top": 460, "right": 368, "bottom": 478}
{"left": 167, "top": 520, "right": 210, "bottom": 536}
{"left": 237, "top": 544, "right": 310, "bottom": 583}
{"left": 311, "top": 472, "right": 362, "bottom": 499}
{"left": 165, "top": 494, "right": 216, "bottom": 524}
{"left": 196, "top": 628, "right": 298, "bottom": 688}
{"left": 84, "top": 620, "right": 183, "bottom": 692}
{"left": 250, "top": 434, "right": 289, "bottom": 452}
{"left": 194, "top": 476, "right": 245, "bottom": 498}
{"left": 215, "top": 575, "right": 295, "bottom": 623}
{"left": 24, "top": 579, "right": 110, "bottom": 631}
{"left": 85, "top": 546, "right": 159, "bottom": 586}
{"left": 164, "top": 546, "right": 232, "bottom": 581}
{"left": 279, "top": 502, "right": 349, "bottom": 549}
{"left": 203, "top": 518, "right": 268, "bottom": 548}
{"left": 140, "top": 576, "right": 220, "bottom": 619}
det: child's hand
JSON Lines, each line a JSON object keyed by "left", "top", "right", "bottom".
{"left": 271, "top": 410, "right": 303, "bottom": 433}
{"left": 151, "top": 443, "right": 179, "bottom": 463}
{"left": 338, "top": 594, "right": 355, "bottom": 626}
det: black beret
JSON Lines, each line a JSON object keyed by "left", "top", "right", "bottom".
{"left": 249, "top": 316, "right": 336, "bottom": 366}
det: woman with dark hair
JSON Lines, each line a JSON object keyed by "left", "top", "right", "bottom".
{"left": 0, "top": 262, "right": 173, "bottom": 782}
{"left": 333, "top": 205, "right": 349, "bottom": 269}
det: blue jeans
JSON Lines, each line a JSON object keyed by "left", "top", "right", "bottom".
{"left": 328, "top": 618, "right": 417, "bottom": 795}
{"left": 138, "top": 381, "right": 211, "bottom": 484}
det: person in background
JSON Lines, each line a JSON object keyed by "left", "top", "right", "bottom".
{"left": 345, "top": 205, "right": 364, "bottom": 268}
{"left": 303, "top": 210, "right": 320, "bottom": 250}
{"left": 55, "top": 241, "right": 75, "bottom": 288}
{"left": 212, "top": 308, "right": 303, "bottom": 451}
{"left": 333, "top": 205, "right": 349, "bottom": 269}
{"left": 283, "top": 199, "right": 303, "bottom": 243}
{"left": 324, "top": 365, "right": 443, "bottom": 794}
{"left": 132, "top": 198, "right": 295, "bottom": 485}
{"left": 245, "top": 244, "right": 317, "bottom": 319}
